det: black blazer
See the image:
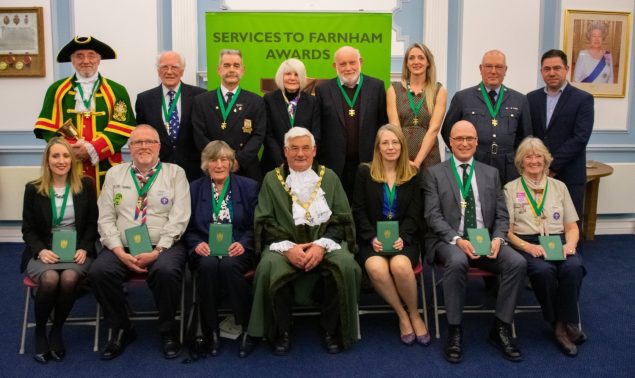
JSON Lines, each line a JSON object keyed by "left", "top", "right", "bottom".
{"left": 527, "top": 84, "right": 594, "bottom": 186}
{"left": 191, "top": 88, "right": 266, "bottom": 181}
{"left": 315, "top": 75, "right": 388, "bottom": 176}
{"left": 135, "top": 83, "right": 207, "bottom": 182}
{"left": 21, "top": 177, "right": 99, "bottom": 272}
{"left": 262, "top": 89, "right": 320, "bottom": 173}
{"left": 352, "top": 164, "right": 421, "bottom": 246}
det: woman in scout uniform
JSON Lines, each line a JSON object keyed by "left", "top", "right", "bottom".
{"left": 352, "top": 124, "right": 430, "bottom": 346}
{"left": 21, "top": 137, "right": 98, "bottom": 363}
{"left": 504, "top": 137, "right": 586, "bottom": 357}
{"left": 184, "top": 141, "right": 259, "bottom": 356}
{"left": 387, "top": 43, "right": 447, "bottom": 176}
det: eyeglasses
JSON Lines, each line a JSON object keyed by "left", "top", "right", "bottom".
{"left": 482, "top": 64, "right": 506, "bottom": 72}
{"left": 451, "top": 136, "right": 477, "bottom": 144}
{"left": 158, "top": 65, "right": 182, "bottom": 72}
{"left": 130, "top": 140, "right": 159, "bottom": 147}
{"left": 286, "top": 146, "right": 313, "bottom": 153}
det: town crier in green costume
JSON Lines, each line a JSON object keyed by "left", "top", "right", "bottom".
{"left": 34, "top": 36, "right": 135, "bottom": 192}
{"left": 238, "top": 127, "right": 361, "bottom": 358}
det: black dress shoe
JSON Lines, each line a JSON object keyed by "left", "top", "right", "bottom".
{"left": 566, "top": 323, "right": 587, "bottom": 345}
{"left": 50, "top": 349, "right": 65, "bottom": 362}
{"left": 33, "top": 352, "right": 51, "bottom": 364}
{"left": 239, "top": 333, "right": 259, "bottom": 358}
{"left": 488, "top": 319, "right": 522, "bottom": 362}
{"left": 101, "top": 327, "right": 137, "bottom": 361}
{"left": 444, "top": 325, "right": 463, "bottom": 363}
{"left": 161, "top": 332, "right": 182, "bottom": 359}
{"left": 209, "top": 330, "right": 220, "bottom": 357}
{"left": 321, "top": 331, "right": 342, "bottom": 354}
{"left": 272, "top": 331, "right": 290, "bottom": 356}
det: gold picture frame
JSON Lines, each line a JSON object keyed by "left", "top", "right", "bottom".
{"left": 0, "top": 7, "right": 45, "bottom": 77}
{"left": 564, "top": 9, "right": 631, "bottom": 98}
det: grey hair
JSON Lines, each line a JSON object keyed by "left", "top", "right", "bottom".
{"left": 156, "top": 51, "right": 185, "bottom": 69}
{"left": 274, "top": 58, "right": 308, "bottom": 91}
{"left": 284, "top": 127, "right": 315, "bottom": 148}
{"left": 200, "top": 140, "right": 236, "bottom": 174}
{"left": 218, "top": 49, "right": 242, "bottom": 64}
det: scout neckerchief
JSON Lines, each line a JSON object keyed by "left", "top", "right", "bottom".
{"left": 216, "top": 87, "right": 241, "bottom": 129}
{"left": 162, "top": 85, "right": 182, "bottom": 127}
{"left": 131, "top": 162, "right": 162, "bottom": 224}
{"left": 282, "top": 91, "right": 300, "bottom": 127}
{"left": 384, "top": 183, "right": 397, "bottom": 219}
{"left": 211, "top": 176, "right": 231, "bottom": 223}
{"left": 521, "top": 176, "right": 549, "bottom": 226}
{"left": 406, "top": 81, "right": 425, "bottom": 126}
{"left": 76, "top": 78, "right": 101, "bottom": 110}
{"left": 480, "top": 82, "right": 504, "bottom": 127}
{"left": 275, "top": 165, "right": 326, "bottom": 223}
{"left": 336, "top": 74, "right": 364, "bottom": 117}
{"left": 50, "top": 184, "right": 71, "bottom": 227}
{"left": 450, "top": 156, "right": 474, "bottom": 210}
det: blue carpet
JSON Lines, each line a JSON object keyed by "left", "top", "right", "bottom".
{"left": 1, "top": 236, "right": 633, "bottom": 377}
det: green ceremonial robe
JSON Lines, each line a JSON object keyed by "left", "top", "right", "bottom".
{"left": 247, "top": 163, "right": 361, "bottom": 348}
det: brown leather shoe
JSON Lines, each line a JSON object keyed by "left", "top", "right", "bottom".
{"left": 555, "top": 322, "right": 577, "bottom": 357}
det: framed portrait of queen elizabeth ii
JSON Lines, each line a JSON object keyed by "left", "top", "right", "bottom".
{"left": 564, "top": 10, "right": 631, "bottom": 97}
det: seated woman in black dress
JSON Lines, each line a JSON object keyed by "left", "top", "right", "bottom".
{"left": 352, "top": 124, "right": 430, "bottom": 346}
{"left": 504, "top": 137, "right": 586, "bottom": 357}
{"left": 184, "top": 140, "right": 259, "bottom": 357}
{"left": 262, "top": 58, "right": 320, "bottom": 173}
{"left": 21, "top": 137, "right": 98, "bottom": 363}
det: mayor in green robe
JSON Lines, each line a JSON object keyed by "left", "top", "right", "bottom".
{"left": 240, "top": 127, "right": 360, "bottom": 358}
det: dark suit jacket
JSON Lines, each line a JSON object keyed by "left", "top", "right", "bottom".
{"left": 352, "top": 164, "right": 421, "bottom": 246}
{"left": 315, "top": 75, "right": 388, "bottom": 176}
{"left": 423, "top": 159, "right": 509, "bottom": 261}
{"left": 527, "top": 84, "right": 593, "bottom": 187}
{"left": 21, "top": 177, "right": 99, "bottom": 272}
{"left": 191, "top": 88, "right": 266, "bottom": 181}
{"left": 135, "top": 83, "right": 207, "bottom": 182}
{"left": 183, "top": 174, "right": 259, "bottom": 255}
{"left": 262, "top": 89, "right": 320, "bottom": 172}
{"left": 441, "top": 84, "right": 533, "bottom": 184}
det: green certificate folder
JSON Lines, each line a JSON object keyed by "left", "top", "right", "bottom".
{"left": 377, "top": 221, "right": 399, "bottom": 254}
{"left": 52, "top": 230, "right": 76, "bottom": 263}
{"left": 209, "top": 223, "right": 232, "bottom": 257}
{"left": 125, "top": 224, "right": 152, "bottom": 256}
{"left": 539, "top": 235, "right": 565, "bottom": 261}
{"left": 467, "top": 228, "right": 492, "bottom": 256}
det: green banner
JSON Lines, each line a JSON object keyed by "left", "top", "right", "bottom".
{"left": 205, "top": 12, "right": 392, "bottom": 93}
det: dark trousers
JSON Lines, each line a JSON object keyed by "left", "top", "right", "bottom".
{"left": 340, "top": 159, "right": 359, "bottom": 201}
{"left": 434, "top": 243, "right": 527, "bottom": 325}
{"left": 521, "top": 251, "right": 585, "bottom": 323}
{"left": 189, "top": 252, "right": 256, "bottom": 332}
{"left": 88, "top": 243, "right": 187, "bottom": 333}
{"left": 273, "top": 270, "right": 340, "bottom": 335}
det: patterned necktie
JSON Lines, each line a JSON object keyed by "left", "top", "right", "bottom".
{"left": 488, "top": 90, "right": 497, "bottom": 106}
{"left": 133, "top": 166, "right": 156, "bottom": 224}
{"left": 226, "top": 91, "right": 234, "bottom": 105}
{"left": 461, "top": 163, "right": 477, "bottom": 233}
{"left": 287, "top": 95, "right": 299, "bottom": 124}
{"left": 167, "top": 90, "right": 180, "bottom": 145}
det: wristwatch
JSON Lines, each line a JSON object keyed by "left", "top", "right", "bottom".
{"left": 154, "top": 246, "right": 166, "bottom": 254}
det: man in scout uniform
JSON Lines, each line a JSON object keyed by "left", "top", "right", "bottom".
{"left": 89, "top": 125, "right": 190, "bottom": 360}
{"left": 34, "top": 36, "right": 136, "bottom": 191}
{"left": 239, "top": 127, "right": 361, "bottom": 358}
{"left": 315, "top": 45, "right": 388, "bottom": 199}
{"left": 191, "top": 49, "right": 266, "bottom": 181}
{"left": 423, "top": 120, "right": 526, "bottom": 363}
{"left": 441, "top": 50, "right": 532, "bottom": 185}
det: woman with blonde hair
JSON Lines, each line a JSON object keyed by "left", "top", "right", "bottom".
{"left": 352, "top": 124, "right": 429, "bottom": 346}
{"left": 21, "top": 137, "right": 98, "bottom": 363}
{"left": 387, "top": 43, "right": 447, "bottom": 174}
